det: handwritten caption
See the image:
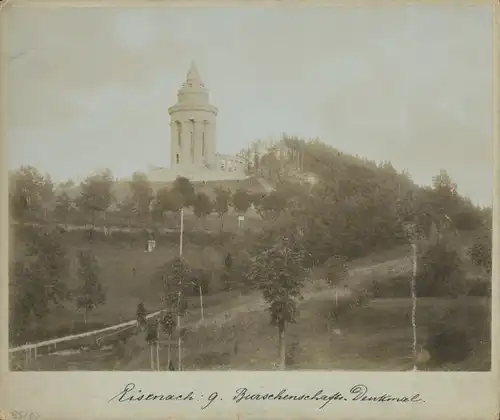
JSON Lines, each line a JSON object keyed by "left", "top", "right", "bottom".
{"left": 108, "top": 382, "right": 425, "bottom": 411}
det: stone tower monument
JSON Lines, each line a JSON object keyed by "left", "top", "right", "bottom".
{"left": 168, "top": 61, "right": 218, "bottom": 169}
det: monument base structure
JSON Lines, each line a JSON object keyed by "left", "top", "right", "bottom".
{"left": 147, "top": 162, "right": 247, "bottom": 184}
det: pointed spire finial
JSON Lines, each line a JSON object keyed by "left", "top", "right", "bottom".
{"left": 186, "top": 60, "right": 202, "bottom": 85}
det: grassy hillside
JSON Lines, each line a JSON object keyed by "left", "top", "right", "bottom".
{"left": 168, "top": 296, "right": 490, "bottom": 371}
{"left": 10, "top": 226, "right": 250, "bottom": 346}
{"left": 21, "top": 293, "right": 490, "bottom": 372}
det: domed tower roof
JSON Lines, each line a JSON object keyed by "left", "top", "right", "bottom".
{"left": 175, "top": 60, "right": 211, "bottom": 105}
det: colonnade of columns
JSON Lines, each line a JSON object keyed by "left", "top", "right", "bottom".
{"left": 171, "top": 119, "right": 215, "bottom": 167}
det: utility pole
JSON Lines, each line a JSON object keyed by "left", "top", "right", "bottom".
{"left": 156, "top": 313, "right": 161, "bottom": 371}
{"left": 178, "top": 207, "right": 184, "bottom": 371}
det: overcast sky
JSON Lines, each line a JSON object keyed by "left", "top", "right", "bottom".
{"left": 5, "top": 4, "right": 494, "bottom": 205}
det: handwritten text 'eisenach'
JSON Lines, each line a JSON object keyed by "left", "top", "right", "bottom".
{"left": 109, "top": 383, "right": 424, "bottom": 410}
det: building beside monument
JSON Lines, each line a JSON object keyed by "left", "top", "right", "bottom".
{"left": 147, "top": 62, "right": 247, "bottom": 183}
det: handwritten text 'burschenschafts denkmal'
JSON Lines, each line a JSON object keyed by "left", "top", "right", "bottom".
{"left": 109, "top": 383, "right": 425, "bottom": 410}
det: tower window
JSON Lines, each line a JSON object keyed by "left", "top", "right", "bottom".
{"left": 176, "top": 153, "right": 180, "bottom": 164}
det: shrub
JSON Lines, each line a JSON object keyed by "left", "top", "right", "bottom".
{"left": 424, "top": 324, "right": 471, "bottom": 366}
{"left": 466, "top": 279, "right": 491, "bottom": 297}
{"left": 416, "top": 242, "right": 465, "bottom": 297}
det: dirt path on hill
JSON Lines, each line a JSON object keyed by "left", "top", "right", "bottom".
{"left": 121, "top": 256, "right": 413, "bottom": 370}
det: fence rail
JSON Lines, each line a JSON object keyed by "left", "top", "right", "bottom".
{"left": 9, "top": 310, "right": 163, "bottom": 354}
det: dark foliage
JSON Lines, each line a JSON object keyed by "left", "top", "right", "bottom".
{"left": 425, "top": 324, "right": 472, "bottom": 366}
{"left": 136, "top": 303, "right": 147, "bottom": 327}
{"left": 416, "top": 243, "right": 465, "bottom": 297}
{"left": 468, "top": 230, "right": 493, "bottom": 274}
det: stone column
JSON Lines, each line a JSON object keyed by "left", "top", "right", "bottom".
{"left": 198, "top": 121, "right": 207, "bottom": 165}
{"left": 193, "top": 120, "right": 203, "bottom": 165}
{"left": 170, "top": 121, "right": 179, "bottom": 166}
{"left": 207, "top": 121, "right": 217, "bottom": 167}
{"left": 189, "top": 119, "right": 196, "bottom": 164}
{"left": 181, "top": 121, "right": 191, "bottom": 165}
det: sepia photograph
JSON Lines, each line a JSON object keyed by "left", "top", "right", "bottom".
{"left": 5, "top": 3, "right": 494, "bottom": 375}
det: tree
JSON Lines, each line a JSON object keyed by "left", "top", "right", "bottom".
{"left": 75, "top": 250, "right": 106, "bottom": 324}
{"left": 324, "top": 254, "right": 349, "bottom": 320}
{"left": 58, "top": 179, "right": 76, "bottom": 190}
{"left": 26, "top": 228, "right": 70, "bottom": 304}
{"left": 154, "top": 187, "right": 184, "bottom": 226}
{"left": 260, "top": 151, "right": 282, "bottom": 181}
{"left": 10, "top": 229, "right": 71, "bottom": 340}
{"left": 224, "top": 252, "right": 232, "bottom": 268}
{"left": 417, "top": 242, "right": 465, "bottom": 297}
{"left": 172, "top": 176, "right": 196, "bottom": 207}
{"left": 190, "top": 269, "right": 210, "bottom": 319}
{"left": 156, "top": 256, "right": 191, "bottom": 371}
{"left": 428, "top": 169, "right": 460, "bottom": 228}
{"left": 78, "top": 169, "right": 114, "bottom": 228}
{"left": 258, "top": 190, "right": 288, "bottom": 220}
{"left": 9, "top": 166, "right": 47, "bottom": 221}
{"left": 247, "top": 235, "right": 308, "bottom": 369}
{"left": 324, "top": 254, "right": 348, "bottom": 285}
{"left": 54, "top": 191, "right": 74, "bottom": 228}
{"left": 9, "top": 261, "right": 31, "bottom": 342}
{"left": 237, "top": 147, "right": 254, "bottom": 175}
{"left": 136, "top": 302, "right": 147, "bottom": 330}
{"left": 145, "top": 322, "right": 158, "bottom": 370}
{"left": 232, "top": 188, "right": 251, "bottom": 214}
{"left": 9, "top": 260, "right": 52, "bottom": 342}
{"left": 160, "top": 311, "right": 176, "bottom": 367}
{"left": 158, "top": 257, "right": 190, "bottom": 314}
{"left": 129, "top": 172, "right": 154, "bottom": 223}
{"left": 454, "top": 208, "right": 484, "bottom": 231}
{"left": 213, "top": 187, "right": 231, "bottom": 229}
{"left": 40, "top": 173, "right": 55, "bottom": 220}
{"left": 118, "top": 195, "right": 136, "bottom": 228}
{"left": 221, "top": 252, "right": 235, "bottom": 291}
{"left": 468, "top": 230, "right": 492, "bottom": 274}
{"left": 249, "top": 193, "right": 265, "bottom": 210}
{"left": 193, "top": 192, "right": 213, "bottom": 224}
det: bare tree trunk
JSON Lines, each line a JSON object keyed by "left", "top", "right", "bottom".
{"left": 278, "top": 323, "right": 286, "bottom": 370}
{"left": 84, "top": 308, "right": 88, "bottom": 325}
{"left": 199, "top": 285, "right": 204, "bottom": 321}
{"left": 156, "top": 340, "right": 160, "bottom": 371}
{"left": 167, "top": 339, "right": 171, "bottom": 368}
{"left": 411, "top": 243, "right": 418, "bottom": 371}
{"left": 156, "top": 319, "right": 160, "bottom": 371}
{"left": 150, "top": 345, "right": 154, "bottom": 370}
